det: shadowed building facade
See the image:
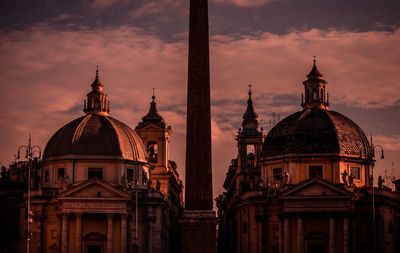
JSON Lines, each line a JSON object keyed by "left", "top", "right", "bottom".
{"left": 217, "top": 61, "right": 400, "bottom": 253}
{"left": 4, "top": 71, "right": 183, "bottom": 253}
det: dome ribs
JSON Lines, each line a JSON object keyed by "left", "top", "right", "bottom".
{"left": 42, "top": 115, "right": 147, "bottom": 161}
{"left": 263, "top": 109, "right": 369, "bottom": 159}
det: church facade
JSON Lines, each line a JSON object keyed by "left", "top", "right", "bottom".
{"left": 9, "top": 70, "right": 183, "bottom": 253}
{"left": 216, "top": 61, "right": 400, "bottom": 253}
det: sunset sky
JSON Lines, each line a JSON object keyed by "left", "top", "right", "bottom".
{"left": 1, "top": 0, "right": 400, "bottom": 196}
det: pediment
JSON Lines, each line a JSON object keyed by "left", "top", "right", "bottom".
{"left": 59, "top": 178, "right": 131, "bottom": 200}
{"left": 281, "top": 178, "right": 352, "bottom": 199}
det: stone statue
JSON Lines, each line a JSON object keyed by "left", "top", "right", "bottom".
{"left": 156, "top": 179, "right": 161, "bottom": 191}
{"left": 378, "top": 176, "right": 385, "bottom": 189}
{"left": 61, "top": 173, "right": 69, "bottom": 189}
{"left": 368, "top": 175, "right": 374, "bottom": 186}
{"left": 284, "top": 171, "right": 290, "bottom": 185}
{"left": 0, "top": 166, "right": 10, "bottom": 182}
{"left": 121, "top": 173, "right": 128, "bottom": 189}
{"left": 259, "top": 179, "right": 265, "bottom": 190}
{"left": 349, "top": 173, "right": 354, "bottom": 186}
{"left": 341, "top": 170, "right": 348, "bottom": 186}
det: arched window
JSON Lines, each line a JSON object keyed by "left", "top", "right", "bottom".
{"left": 147, "top": 141, "right": 158, "bottom": 163}
{"left": 246, "top": 144, "right": 255, "bottom": 169}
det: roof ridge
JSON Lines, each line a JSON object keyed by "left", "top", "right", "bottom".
{"left": 72, "top": 115, "right": 92, "bottom": 145}
{"left": 104, "top": 116, "right": 128, "bottom": 158}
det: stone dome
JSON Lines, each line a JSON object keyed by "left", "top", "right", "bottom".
{"left": 262, "top": 109, "right": 371, "bottom": 158}
{"left": 43, "top": 114, "right": 147, "bottom": 161}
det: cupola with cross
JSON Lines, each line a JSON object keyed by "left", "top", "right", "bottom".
{"left": 301, "top": 58, "right": 329, "bottom": 110}
{"left": 83, "top": 66, "right": 110, "bottom": 115}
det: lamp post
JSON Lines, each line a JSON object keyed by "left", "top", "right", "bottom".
{"left": 369, "top": 142, "right": 384, "bottom": 253}
{"left": 17, "top": 134, "right": 41, "bottom": 253}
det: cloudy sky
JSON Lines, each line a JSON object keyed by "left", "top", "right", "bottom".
{"left": 1, "top": 0, "right": 400, "bottom": 197}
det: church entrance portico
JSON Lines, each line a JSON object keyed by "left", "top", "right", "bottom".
{"left": 278, "top": 178, "right": 354, "bottom": 253}
{"left": 57, "top": 178, "right": 131, "bottom": 253}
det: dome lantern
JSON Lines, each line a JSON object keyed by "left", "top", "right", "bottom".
{"left": 301, "top": 57, "right": 329, "bottom": 110}
{"left": 83, "top": 66, "right": 110, "bottom": 116}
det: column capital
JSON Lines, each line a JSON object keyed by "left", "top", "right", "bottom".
{"left": 75, "top": 213, "right": 82, "bottom": 218}
{"left": 107, "top": 213, "right": 114, "bottom": 219}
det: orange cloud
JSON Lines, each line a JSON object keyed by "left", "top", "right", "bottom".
{"left": 1, "top": 26, "right": 399, "bottom": 196}
{"left": 213, "top": 0, "right": 277, "bottom": 7}
{"left": 86, "top": 0, "right": 128, "bottom": 8}
{"left": 373, "top": 135, "right": 400, "bottom": 152}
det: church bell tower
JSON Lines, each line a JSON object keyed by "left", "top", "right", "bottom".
{"left": 236, "top": 86, "right": 263, "bottom": 190}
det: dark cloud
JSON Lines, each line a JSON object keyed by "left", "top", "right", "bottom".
{"left": 1, "top": 0, "right": 399, "bottom": 40}
{"left": 332, "top": 104, "right": 400, "bottom": 137}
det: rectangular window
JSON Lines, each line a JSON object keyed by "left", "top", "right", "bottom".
{"left": 88, "top": 168, "right": 103, "bottom": 180}
{"left": 309, "top": 166, "right": 323, "bottom": 178}
{"left": 273, "top": 168, "right": 283, "bottom": 181}
{"left": 147, "top": 142, "right": 158, "bottom": 163}
{"left": 57, "top": 168, "right": 65, "bottom": 180}
{"left": 350, "top": 167, "right": 361, "bottom": 180}
{"left": 127, "top": 168, "right": 134, "bottom": 182}
{"left": 44, "top": 170, "right": 49, "bottom": 183}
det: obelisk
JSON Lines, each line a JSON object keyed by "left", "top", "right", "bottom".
{"left": 181, "top": 0, "right": 216, "bottom": 252}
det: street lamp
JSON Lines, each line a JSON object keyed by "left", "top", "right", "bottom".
{"left": 369, "top": 142, "right": 384, "bottom": 253}
{"left": 17, "top": 134, "right": 41, "bottom": 253}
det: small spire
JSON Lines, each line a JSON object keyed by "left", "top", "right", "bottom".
{"left": 307, "top": 56, "right": 323, "bottom": 79}
{"left": 242, "top": 85, "right": 258, "bottom": 130}
{"left": 248, "top": 84, "right": 252, "bottom": 97}
{"left": 91, "top": 65, "right": 102, "bottom": 88}
{"left": 136, "top": 91, "right": 165, "bottom": 129}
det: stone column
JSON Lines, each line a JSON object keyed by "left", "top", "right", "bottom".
{"left": 61, "top": 214, "right": 69, "bottom": 253}
{"left": 120, "top": 214, "right": 127, "bottom": 253}
{"left": 147, "top": 207, "right": 153, "bottom": 253}
{"left": 279, "top": 218, "right": 283, "bottom": 253}
{"left": 297, "top": 217, "right": 304, "bottom": 253}
{"left": 283, "top": 217, "right": 290, "bottom": 253}
{"left": 343, "top": 217, "right": 349, "bottom": 253}
{"left": 329, "top": 218, "right": 335, "bottom": 253}
{"left": 75, "top": 213, "right": 82, "bottom": 253}
{"left": 107, "top": 214, "right": 114, "bottom": 253}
